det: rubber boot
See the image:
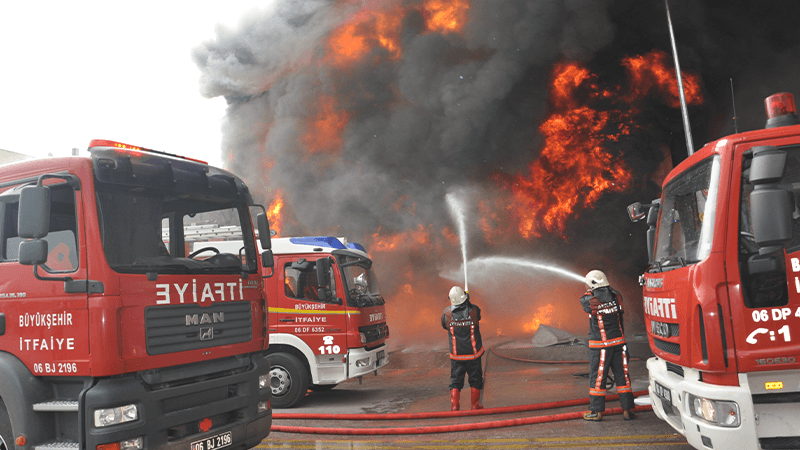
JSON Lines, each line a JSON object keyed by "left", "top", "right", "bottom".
{"left": 450, "top": 389, "right": 460, "bottom": 411}
{"left": 470, "top": 387, "right": 484, "bottom": 410}
{"left": 583, "top": 411, "right": 602, "bottom": 421}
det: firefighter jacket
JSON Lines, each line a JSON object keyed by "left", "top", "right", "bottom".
{"left": 441, "top": 301, "right": 484, "bottom": 360}
{"left": 579, "top": 286, "right": 626, "bottom": 349}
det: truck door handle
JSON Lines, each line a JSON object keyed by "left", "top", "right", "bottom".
{"left": 279, "top": 318, "right": 296, "bottom": 322}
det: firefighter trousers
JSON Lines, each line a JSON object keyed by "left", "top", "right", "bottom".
{"left": 449, "top": 357, "right": 483, "bottom": 390}
{"left": 588, "top": 344, "right": 634, "bottom": 412}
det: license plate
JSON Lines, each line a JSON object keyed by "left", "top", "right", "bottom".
{"left": 376, "top": 350, "right": 385, "bottom": 365}
{"left": 191, "top": 431, "right": 232, "bottom": 450}
{"left": 654, "top": 381, "right": 672, "bottom": 407}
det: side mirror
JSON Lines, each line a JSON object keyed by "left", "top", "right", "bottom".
{"left": 627, "top": 202, "right": 646, "bottom": 222}
{"left": 257, "top": 213, "right": 271, "bottom": 250}
{"left": 749, "top": 146, "right": 793, "bottom": 254}
{"left": 316, "top": 257, "right": 331, "bottom": 287}
{"left": 750, "top": 188, "right": 793, "bottom": 253}
{"left": 646, "top": 202, "right": 661, "bottom": 263}
{"left": 18, "top": 239, "right": 48, "bottom": 266}
{"left": 749, "top": 146, "right": 786, "bottom": 184}
{"left": 261, "top": 249, "right": 274, "bottom": 269}
{"left": 18, "top": 185, "right": 51, "bottom": 239}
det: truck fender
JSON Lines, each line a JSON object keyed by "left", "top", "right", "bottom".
{"left": 268, "top": 334, "right": 320, "bottom": 384}
{"left": 0, "top": 352, "right": 55, "bottom": 446}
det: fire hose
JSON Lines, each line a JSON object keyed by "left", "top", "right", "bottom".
{"left": 272, "top": 346, "right": 651, "bottom": 435}
{"left": 271, "top": 405, "right": 652, "bottom": 435}
{"left": 271, "top": 391, "right": 651, "bottom": 435}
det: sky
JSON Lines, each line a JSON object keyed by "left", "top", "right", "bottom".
{"left": 0, "top": 1, "right": 274, "bottom": 167}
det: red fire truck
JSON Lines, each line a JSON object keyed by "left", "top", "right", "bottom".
{"left": 265, "top": 237, "right": 389, "bottom": 408}
{"left": 0, "top": 140, "right": 274, "bottom": 449}
{"left": 629, "top": 93, "right": 800, "bottom": 449}
{"left": 199, "top": 236, "right": 389, "bottom": 408}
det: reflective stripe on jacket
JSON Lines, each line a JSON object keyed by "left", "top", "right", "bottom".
{"left": 441, "top": 301, "right": 483, "bottom": 360}
{"left": 579, "top": 286, "right": 626, "bottom": 348}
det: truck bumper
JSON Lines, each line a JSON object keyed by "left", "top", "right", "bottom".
{"left": 83, "top": 353, "right": 272, "bottom": 449}
{"left": 648, "top": 357, "right": 800, "bottom": 450}
{"left": 347, "top": 344, "right": 389, "bottom": 379}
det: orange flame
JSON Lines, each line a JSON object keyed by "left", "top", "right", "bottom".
{"left": 503, "top": 61, "right": 633, "bottom": 239}
{"left": 494, "top": 52, "right": 703, "bottom": 241}
{"left": 421, "top": 0, "right": 470, "bottom": 34}
{"left": 267, "top": 192, "right": 284, "bottom": 237}
{"left": 523, "top": 303, "right": 554, "bottom": 333}
{"left": 622, "top": 50, "right": 703, "bottom": 108}
{"left": 325, "top": 5, "right": 404, "bottom": 67}
{"left": 369, "top": 224, "right": 431, "bottom": 253}
{"left": 302, "top": 96, "right": 350, "bottom": 155}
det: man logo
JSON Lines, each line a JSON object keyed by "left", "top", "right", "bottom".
{"left": 200, "top": 327, "right": 214, "bottom": 341}
{"left": 186, "top": 312, "right": 225, "bottom": 326}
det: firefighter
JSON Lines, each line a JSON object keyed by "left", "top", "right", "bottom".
{"left": 579, "top": 270, "right": 635, "bottom": 421}
{"left": 441, "top": 286, "right": 484, "bottom": 411}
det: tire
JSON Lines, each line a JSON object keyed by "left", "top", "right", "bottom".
{"left": 269, "top": 353, "right": 309, "bottom": 408}
{"left": 309, "top": 383, "right": 338, "bottom": 392}
{"left": 0, "top": 400, "right": 14, "bottom": 450}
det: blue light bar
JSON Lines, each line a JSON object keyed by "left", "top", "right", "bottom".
{"left": 346, "top": 242, "right": 367, "bottom": 253}
{"left": 289, "top": 236, "right": 346, "bottom": 249}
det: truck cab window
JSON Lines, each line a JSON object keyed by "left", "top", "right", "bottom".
{"left": 339, "top": 256, "right": 384, "bottom": 308}
{"left": 284, "top": 259, "right": 337, "bottom": 302}
{"left": 652, "top": 156, "right": 720, "bottom": 271}
{"left": 96, "top": 187, "right": 257, "bottom": 275}
{"left": 0, "top": 183, "right": 78, "bottom": 272}
{"left": 285, "top": 262, "right": 321, "bottom": 302}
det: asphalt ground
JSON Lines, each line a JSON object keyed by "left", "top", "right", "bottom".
{"left": 257, "top": 336, "right": 693, "bottom": 450}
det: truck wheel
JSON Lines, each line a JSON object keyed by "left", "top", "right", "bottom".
{"left": 0, "top": 400, "right": 14, "bottom": 450}
{"left": 269, "top": 353, "right": 309, "bottom": 408}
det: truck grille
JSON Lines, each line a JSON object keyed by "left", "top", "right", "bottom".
{"left": 753, "top": 392, "right": 800, "bottom": 404}
{"left": 666, "top": 361, "right": 684, "bottom": 378}
{"left": 359, "top": 322, "right": 389, "bottom": 344}
{"left": 145, "top": 302, "right": 252, "bottom": 355}
{"left": 760, "top": 437, "right": 800, "bottom": 449}
{"left": 653, "top": 338, "right": 680, "bottom": 356}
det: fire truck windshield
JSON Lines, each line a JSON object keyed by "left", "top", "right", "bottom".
{"left": 652, "top": 156, "right": 721, "bottom": 272}
{"left": 94, "top": 185, "right": 258, "bottom": 275}
{"left": 339, "top": 255, "right": 385, "bottom": 307}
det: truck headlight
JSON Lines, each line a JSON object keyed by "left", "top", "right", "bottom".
{"left": 259, "top": 373, "right": 270, "bottom": 390}
{"left": 355, "top": 356, "right": 370, "bottom": 367}
{"left": 360, "top": 332, "right": 366, "bottom": 344}
{"left": 121, "top": 437, "right": 144, "bottom": 450}
{"left": 688, "top": 394, "right": 740, "bottom": 427}
{"left": 94, "top": 404, "right": 138, "bottom": 427}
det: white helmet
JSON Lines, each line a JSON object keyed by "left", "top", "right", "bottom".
{"left": 448, "top": 286, "right": 469, "bottom": 306}
{"left": 585, "top": 270, "right": 609, "bottom": 290}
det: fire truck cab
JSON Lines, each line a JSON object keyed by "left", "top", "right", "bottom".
{"left": 630, "top": 93, "right": 800, "bottom": 449}
{"left": 198, "top": 236, "right": 390, "bottom": 408}
{"left": 0, "top": 140, "right": 274, "bottom": 450}
{"left": 265, "top": 237, "right": 389, "bottom": 408}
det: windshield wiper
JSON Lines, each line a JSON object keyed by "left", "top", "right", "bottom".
{"left": 649, "top": 260, "right": 663, "bottom": 273}
{"left": 660, "top": 256, "right": 687, "bottom": 268}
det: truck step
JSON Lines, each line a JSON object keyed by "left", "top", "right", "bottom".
{"left": 34, "top": 441, "right": 79, "bottom": 450}
{"left": 32, "top": 401, "right": 78, "bottom": 412}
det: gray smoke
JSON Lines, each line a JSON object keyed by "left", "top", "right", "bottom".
{"left": 192, "top": 0, "right": 615, "bottom": 240}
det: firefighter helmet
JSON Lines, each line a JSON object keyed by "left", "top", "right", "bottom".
{"left": 448, "top": 286, "right": 469, "bottom": 306}
{"left": 585, "top": 270, "right": 609, "bottom": 290}
{"left": 354, "top": 273, "right": 368, "bottom": 294}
